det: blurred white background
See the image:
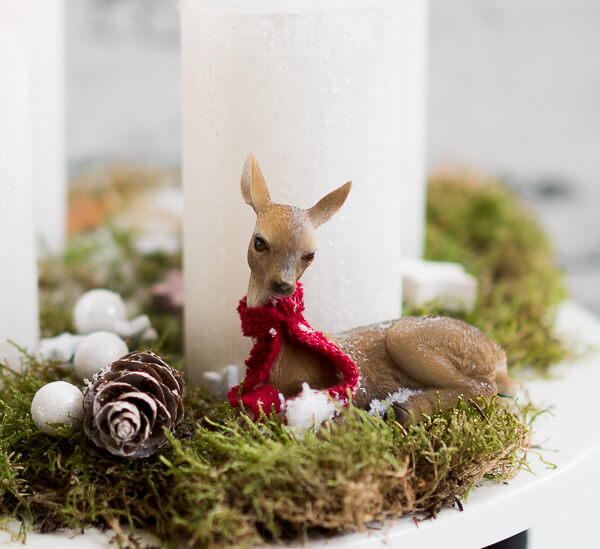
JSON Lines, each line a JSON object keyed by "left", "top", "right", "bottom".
{"left": 66, "top": 0, "right": 600, "bottom": 313}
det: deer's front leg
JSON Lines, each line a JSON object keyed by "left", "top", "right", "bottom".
{"left": 392, "top": 387, "right": 492, "bottom": 425}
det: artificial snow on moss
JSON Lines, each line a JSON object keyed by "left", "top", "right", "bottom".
{"left": 368, "top": 387, "right": 423, "bottom": 417}
{"left": 285, "top": 383, "right": 340, "bottom": 432}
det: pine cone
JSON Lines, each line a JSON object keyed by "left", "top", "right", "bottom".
{"left": 83, "top": 350, "right": 184, "bottom": 458}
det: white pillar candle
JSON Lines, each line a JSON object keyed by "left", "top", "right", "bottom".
{"left": 399, "top": 0, "right": 429, "bottom": 258}
{"left": 181, "top": 0, "right": 427, "bottom": 383}
{"left": 0, "top": 2, "right": 40, "bottom": 370}
{"left": 26, "top": 0, "right": 66, "bottom": 255}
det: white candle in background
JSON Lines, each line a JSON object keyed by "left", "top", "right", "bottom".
{"left": 400, "top": 0, "right": 429, "bottom": 258}
{"left": 26, "top": 0, "right": 66, "bottom": 255}
{"left": 0, "top": 3, "right": 40, "bottom": 370}
{"left": 181, "top": 0, "right": 427, "bottom": 383}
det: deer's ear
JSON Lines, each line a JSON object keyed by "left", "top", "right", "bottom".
{"left": 308, "top": 181, "right": 352, "bottom": 228}
{"left": 241, "top": 153, "right": 271, "bottom": 213}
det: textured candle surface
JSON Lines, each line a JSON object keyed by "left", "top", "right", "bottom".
{"left": 0, "top": 7, "right": 40, "bottom": 370}
{"left": 399, "top": 0, "right": 429, "bottom": 258}
{"left": 181, "top": 0, "right": 426, "bottom": 383}
{"left": 26, "top": 0, "right": 66, "bottom": 254}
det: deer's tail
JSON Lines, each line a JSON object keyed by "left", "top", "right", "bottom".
{"left": 495, "top": 357, "right": 520, "bottom": 397}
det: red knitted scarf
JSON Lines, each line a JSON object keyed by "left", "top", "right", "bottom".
{"left": 228, "top": 283, "right": 359, "bottom": 419}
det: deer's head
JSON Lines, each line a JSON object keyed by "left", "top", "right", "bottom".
{"left": 241, "top": 153, "right": 351, "bottom": 306}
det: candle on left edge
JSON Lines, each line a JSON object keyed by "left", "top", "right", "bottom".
{"left": 0, "top": 3, "right": 40, "bottom": 370}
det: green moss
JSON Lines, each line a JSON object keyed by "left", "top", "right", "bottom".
{"left": 0, "top": 356, "right": 530, "bottom": 548}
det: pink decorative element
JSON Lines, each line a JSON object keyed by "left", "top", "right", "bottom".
{"left": 228, "top": 283, "right": 359, "bottom": 419}
{"left": 151, "top": 270, "right": 184, "bottom": 314}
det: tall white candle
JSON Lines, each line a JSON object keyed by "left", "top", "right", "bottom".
{"left": 0, "top": 2, "right": 40, "bottom": 370}
{"left": 181, "top": 0, "right": 427, "bottom": 384}
{"left": 399, "top": 0, "right": 429, "bottom": 258}
{"left": 26, "top": 0, "right": 66, "bottom": 255}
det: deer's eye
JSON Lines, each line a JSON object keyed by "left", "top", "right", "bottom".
{"left": 303, "top": 252, "right": 315, "bottom": 264}
{"left": 254, "top": 236, "right": 268, "bottom": 252}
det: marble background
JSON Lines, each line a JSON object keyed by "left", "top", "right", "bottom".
{"left": 66, "top": 0, "right": 600, "bottom": 314}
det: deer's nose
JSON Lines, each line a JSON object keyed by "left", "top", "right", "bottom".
{"left": 270, "top": 280, "right": 295, "bottom": 296}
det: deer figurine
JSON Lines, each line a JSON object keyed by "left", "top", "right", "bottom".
{"left": 229, "top": 154, "right": 519, "bottom": 425}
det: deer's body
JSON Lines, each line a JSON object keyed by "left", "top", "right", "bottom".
{"left": 266, "top": 318, "right": 510, "bottom": 423}
{"left": 240, "top": 154, "right": 518, "bottom": 423}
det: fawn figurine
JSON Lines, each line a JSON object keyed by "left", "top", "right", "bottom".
{"left": 229, "top": 154, "right": 519, "bottom": 424}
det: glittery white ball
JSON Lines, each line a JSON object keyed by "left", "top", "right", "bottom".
{"left": 74, "top": 289, "right": 127, "bottom": 334}
{"left": 74, "top": 331, "right": 128, "bottom": 380}
{"left": 31, "top": 381, "right": 84, "bottom": 434}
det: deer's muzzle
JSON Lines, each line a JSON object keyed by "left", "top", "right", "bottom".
{"left": 270, "top": 280, "right": 295, "bottom": 297}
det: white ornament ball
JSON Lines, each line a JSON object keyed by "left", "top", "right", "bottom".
{"left": 74, "top": 289, "right": 127, "bottom": 334}
{"left": 31, "top": 381, "right": 84, "bottom": 434}
{"left": 74, "top": 331, "right": 128, "bottom": 380}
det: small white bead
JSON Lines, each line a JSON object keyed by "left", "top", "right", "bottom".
{"left": 31, "top": 381, "right": 84, "bottom": 434}
{"left": 74, "top": 289, "right": 127, "bottom": 334}
{"left": 74, "top": 331, "right": 128, "bottom": 380}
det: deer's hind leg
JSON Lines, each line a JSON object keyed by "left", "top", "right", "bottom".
{"left": 383, "top": 316, "right": 500, "bottom": 423}
{"left": 385, "top": 317, "right": 500, "bottom": 388}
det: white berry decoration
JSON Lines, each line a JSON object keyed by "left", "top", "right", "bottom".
{"left": 74, "top": 289, "right": 127, "bottom": 334}
{"left": 74, "top": 331, "right": 128, "bottom": 380}
{"left": 31, "top": 381, "right": 84, "bottom": 434}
